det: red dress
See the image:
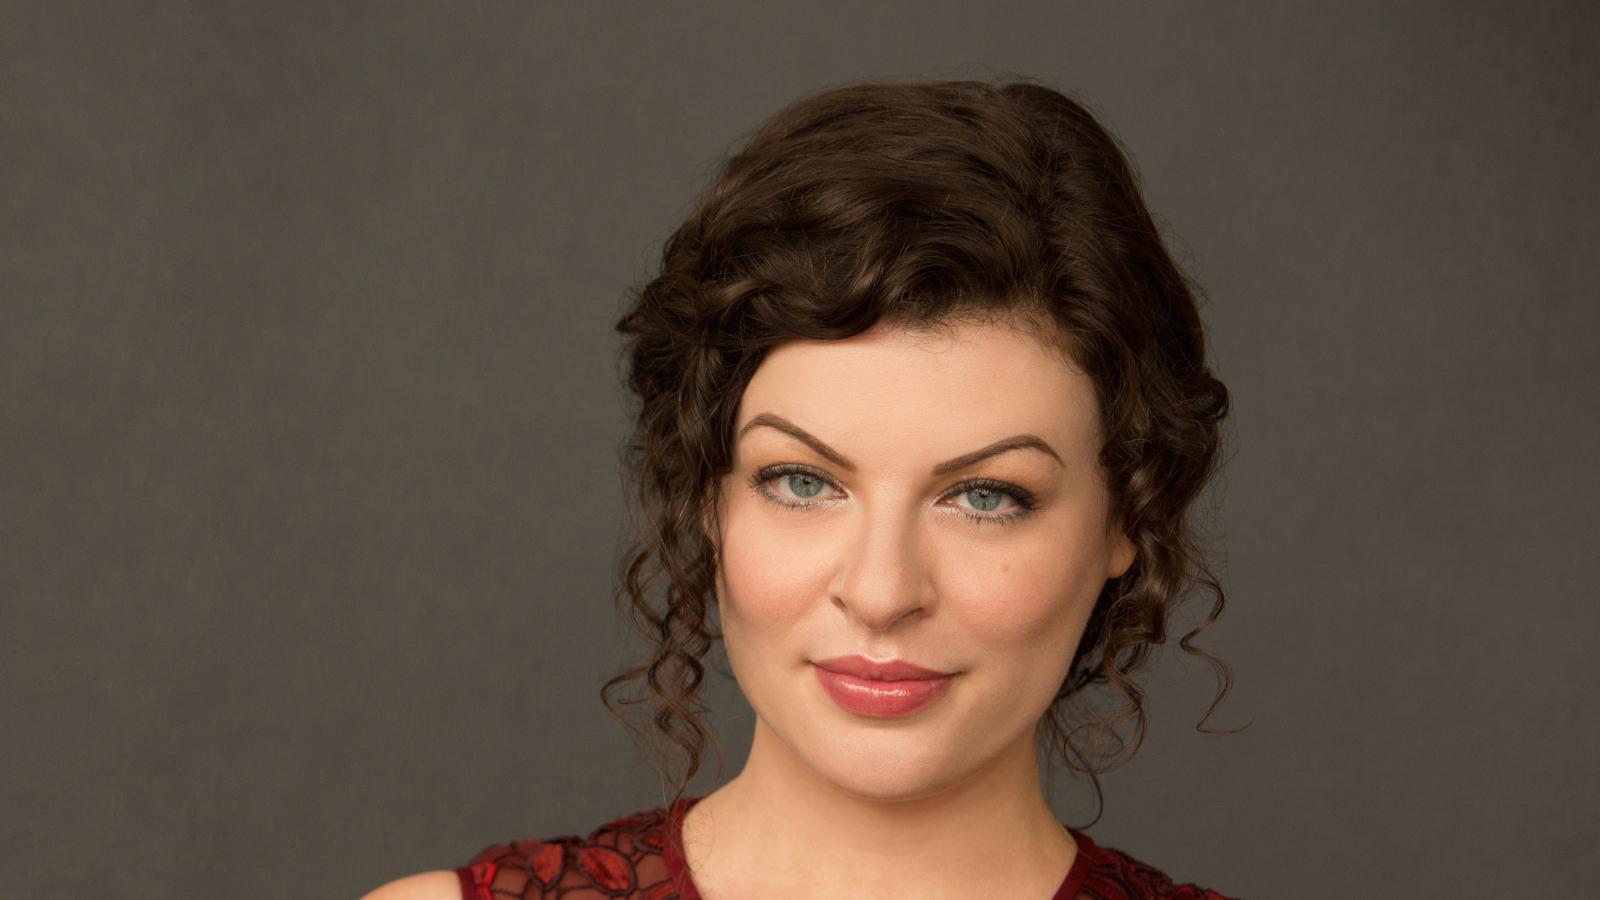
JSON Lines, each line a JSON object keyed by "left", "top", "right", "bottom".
{"left": 454, "top": 795, "right": 1232, "bottom": 899}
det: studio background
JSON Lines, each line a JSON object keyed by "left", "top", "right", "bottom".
{"left": 3, "top": 2, "right": 1595, "bottom": 898}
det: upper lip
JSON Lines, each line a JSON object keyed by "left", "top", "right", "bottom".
{"left": 812, "top": 655, "right": 955, "bottom": 681}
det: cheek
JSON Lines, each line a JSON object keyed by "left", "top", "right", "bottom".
{"left": 714, "top": 502, "right": 835, "bottom": 710}
{"left": 715, "top": 498, "right": 823, "bottom": 632}
{"left": 942, "top": 536, "right": 1104, "bottom": 657}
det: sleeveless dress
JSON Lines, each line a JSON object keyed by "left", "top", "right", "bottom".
{"left": 454, "top": 795, "right": 1233, "bottom": 899}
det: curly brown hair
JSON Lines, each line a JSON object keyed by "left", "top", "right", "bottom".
{"left": 601, "top": 76, "right": 1237, "bottom": 842}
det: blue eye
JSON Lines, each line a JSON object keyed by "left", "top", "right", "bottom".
{"left": 749, "top": 465, "right": 839, "bottom": 505}
{"left": 960, "top": 485, "right": 1007, "bottom": 512}
{"left": 778, "top": 470, "right": 829, "bottom": 499}
{"left": 747, "top": 464, "right": 1038, "bottom": 528}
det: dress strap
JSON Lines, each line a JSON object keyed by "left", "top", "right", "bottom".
{"left": 453, "top": 859, "right": 494, "bottom": 900}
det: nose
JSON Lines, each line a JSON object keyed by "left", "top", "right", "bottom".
{"left": 829, "top": 502, "right": 935, "bottom": 632}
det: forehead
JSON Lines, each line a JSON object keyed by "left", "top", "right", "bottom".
{"left": 736, "top": 319, "right": 1102, "bottom": 454}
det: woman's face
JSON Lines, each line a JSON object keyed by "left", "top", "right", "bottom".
{"left": 710, "top": 317, "right": 1136, "bottom": 800}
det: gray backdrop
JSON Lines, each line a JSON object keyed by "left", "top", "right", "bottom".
{"left": 3, "top": 2, "right": 1595, "bottom": 898}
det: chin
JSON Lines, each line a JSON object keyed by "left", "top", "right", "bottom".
{"left": 821, "top": 758, "right": 976, "bottom": 803}
{"left": 797, "top": 723, "right": 981, "bottom": 802}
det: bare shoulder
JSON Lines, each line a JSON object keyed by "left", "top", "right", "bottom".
{"left": 359, "top": 869, "right": 460, "bottom": 900}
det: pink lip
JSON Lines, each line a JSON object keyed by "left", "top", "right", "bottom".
{"left": 811, "top": 656, "right": 957, "bottom": 719}
{"left": 812, "top": 655, "right": 955, "bottom": 680}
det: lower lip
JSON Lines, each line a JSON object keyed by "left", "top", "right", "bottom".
{"left": 812, "top": 664, "right": 956, "bottom": 718}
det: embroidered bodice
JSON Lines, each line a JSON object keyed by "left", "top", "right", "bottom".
{"left": 455, "top": 796, "right": 1231, "bottom": 899}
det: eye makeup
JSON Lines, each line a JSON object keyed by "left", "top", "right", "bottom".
{"left": 746, "top": 462, "right": 1040, "bottom": 529}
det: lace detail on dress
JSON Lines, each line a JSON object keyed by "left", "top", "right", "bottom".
{"left": 1072, "top": 829, "right": 1233, "bottom": 899}
{"left": 456, "top": 805, "right": 685, "bottom": 899}
{"left": 455, "top": 797, "right": 1233, "bottom": 899}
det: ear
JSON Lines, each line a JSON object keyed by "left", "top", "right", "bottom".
{"left": 1106, "top": 519, "right": 1136, "bottom": 580}
{"left": 700, "top": 485, "right": 722, "bottom": 547}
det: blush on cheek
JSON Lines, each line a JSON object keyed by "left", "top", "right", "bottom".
{"left": 715, "top": 490, "right": 810, "bottom": 625}
{"left": 719, "top": 526, "right": 819, "bottom": 626}
{"left": 945, "top": 549, "right": 1098, "bottom": 649}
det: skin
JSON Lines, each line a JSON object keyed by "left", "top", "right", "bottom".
{"left": 682, "top": 316, "right": 1136, "bottom": 900}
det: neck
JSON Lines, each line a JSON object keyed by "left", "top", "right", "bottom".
{"left": 683, "top": 715, "right": 1076, "bottom": 898}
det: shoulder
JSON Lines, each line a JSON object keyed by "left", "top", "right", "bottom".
{"left": 358, "top": 870, "right": 461, "bottom": 900}
{"left": 455, "top": 805, "right": 684, "bottom": 899}
{"left": 1075, "top": 830, "right": 1235, "bottom": 899}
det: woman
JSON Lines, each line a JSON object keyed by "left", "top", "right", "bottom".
{"left": 366, "top": 77, "right": 1237, "bottom": 900}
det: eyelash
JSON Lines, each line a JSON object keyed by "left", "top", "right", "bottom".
{"left": 746, "top": 463, "right": 1039, "bottom": 529}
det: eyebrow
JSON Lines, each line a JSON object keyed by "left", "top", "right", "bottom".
{"left": 736, "top": 412, "right": 1064, "bottom": 476}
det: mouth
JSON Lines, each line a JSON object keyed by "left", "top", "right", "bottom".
{"left": 810, "top": 656, "right": 958, "bottom": 719}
